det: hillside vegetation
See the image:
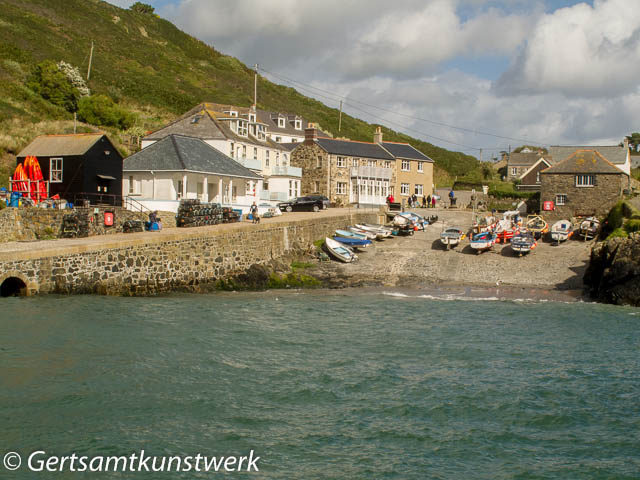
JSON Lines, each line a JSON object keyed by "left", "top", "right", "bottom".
{"left": 0, "top": 0, "right": 480, "bottom": 187}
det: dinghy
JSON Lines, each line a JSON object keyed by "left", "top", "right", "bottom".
{"left": 349, "top": 226, "right": 381, "bottom": 240}
{"left": 511, "top": 231, "right": 537, "bottom": 256}
{"left": 440, "top": 227, "right": 465, "bottom": 249}
{"left": 525, "top": 215, "right": 548, "bottom": 239}
{"left": 324, "top": 237, "right": 357, "bottom": 263}
{"left": 335, "top": 229, "right": 367, "bottom": 240}
{"left": 333, "top": 236, "right": 372, "bottom": 249}
{"left": 579, "top": 216, "right": 600, "bottom": 240}
{"left": 354, "top": 224, "right": 392, "bottom": 238}
{"left": 550, "top": 220, "right": 573, "bottom": 244}
{"left": 470, "top": 230, "right": 497, "bottom": 254}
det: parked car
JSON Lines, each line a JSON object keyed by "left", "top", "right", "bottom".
{"left": 277, "top": 196, "right": 324, "bottom": 212}
{"left": 306, "top": 194, "right": 330, "bottom": 210}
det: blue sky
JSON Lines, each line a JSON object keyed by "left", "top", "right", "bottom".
{"left": 108, "top": 0, "right": 638, "bottom": 156}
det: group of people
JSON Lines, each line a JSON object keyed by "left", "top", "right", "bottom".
{"left": 386, "top": 193, "right": 437, "bottom": 208}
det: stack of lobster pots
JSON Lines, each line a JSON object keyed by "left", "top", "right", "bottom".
{"left": 62, "top": 212, "right": 90, "bottom": 238}
{"left": 176, "top": 199, "right": 240, "bottom": 228}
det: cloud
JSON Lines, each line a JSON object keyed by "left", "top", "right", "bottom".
{"left": 495, "top": 0, "right": 640, "bottom": 97}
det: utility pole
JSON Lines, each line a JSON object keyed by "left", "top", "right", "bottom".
{"left": 74, "top": 112, "right": 77, "bottom": 134}
{"left": 338, "top": 100, "right": 343, "bottom": 132}
{"left": 254, "top": 64, "right": 258, "bottom": 107}
{"left": 479, "top": 148, "right": 482, "bottom": 162}
{"left": 87, "top": 41, "right": 94, "bottom": 81}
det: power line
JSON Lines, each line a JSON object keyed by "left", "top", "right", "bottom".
{"left": 258, "top": 66, "right": 547, "bottom": 148}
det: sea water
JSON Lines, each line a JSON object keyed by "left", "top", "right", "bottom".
{"left": 1, "top": 291, "right": 639, "bottom": 479}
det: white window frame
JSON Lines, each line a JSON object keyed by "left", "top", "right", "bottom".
{"left": 278, "top": 117, "right": 285, "bottom": 128}
{"left": 352, "top": 158, "right": 359, "bottom": 167}
{"left": 536, "top": 171, "right": 541, "bottom": 183}
{"left": 555, "top": 194, "right": 567, "bottom": 206}
{"left": 336, "top": 156, "right": 346, "bottom": 168}
{"left": 265, "top": 151, "right": 270, "bottom": 167}
{"left": 575, "top": 174, "right": 594, "bottom": 187}
{"left": 511, "top": 167, "right": 518, "bottom": 175}
{"left": 238, "top": 120, "right": 248, "bottom": 137}
{"left": 128, "top": 175, "right": 136, "bottom": 194}
{"left": 50, "top": 157, "right": 63, "bottom": 183}
{"left": 249, "top": 113, "right": 256, "bottom": 122}
{"left": 401, "top": 183, "right": 410, "bottom": 195}
{"left": 401, "top": 160, "right": 410, "bottom": 171}
{"left": 417, "top": 162, "right": 424, "bottom": 173}
{"left": 317, "top": 155, "right": 322, "bottom": 168}
{"left": 336, "top": 182, "right": 347, "bottom": 194}
{"left": 254, "top": 147, "right": 258, "bottom": 160}
{"left": 384, "top": 161, "right": 391, "bottom": 169}
{"left": 295, "top": 119, "right": 302, "bottom": 130}
{"left": 242, "top": 145, "right": 247, "bottom": 160}
{"left": 414, "top": 184, "right": 423, "bottom": 195}
{"left": 230, "top": 143, "right": 234, "bottom": 158}
{"left": 276, "top": 152, "right": 280, "bottom": 167}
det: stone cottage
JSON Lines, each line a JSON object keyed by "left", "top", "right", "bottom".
{"left": 540, "top": 149, "right": 629, "bottom": 219}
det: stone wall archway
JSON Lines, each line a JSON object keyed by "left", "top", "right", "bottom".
{"left": 0, "top": 272, "right": 31, "bottom": 297}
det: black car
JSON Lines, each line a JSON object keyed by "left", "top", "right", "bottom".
{"left": 306, "top": 194, "right": 330, "bottom": 209}
{"left": 277, "top": 196, "right": 324, "bottom": 212}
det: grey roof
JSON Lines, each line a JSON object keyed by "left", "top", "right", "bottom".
{"left": 17, "top": 133, "right": 109, "bottom": 157}
{"left": 380, "top": 142, "right": 433, "bottom": 162}
{"left": 256, "top": 109, "right": 328, "bottom": 137}
{"left": 508, "top": 152, "right": 548, "bottom": 167}
{"left": 549, "top": 145, "right": 628, "bottom": 165}
{"left": 541, "top": 150, "right": 626, "bottom": 175}
{"left": 124, "top": 135, "right": 262, "bottom": 179}
{"left": 315, "top": 137, "right": 395, "bottom": 160}
{"left": 279, "top": 142, "right": 301, "bottom": 152}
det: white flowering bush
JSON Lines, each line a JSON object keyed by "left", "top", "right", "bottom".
{"left": 57, "top": 61, "right": 90, "bottom": 97}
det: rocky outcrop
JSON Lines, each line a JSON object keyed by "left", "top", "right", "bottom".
{"left": 584, "top": 233, "right": 640, "bottom": 306}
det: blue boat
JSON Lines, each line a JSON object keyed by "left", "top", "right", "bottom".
{"left": 333, "top": 236, "right": 372, "bottom": 249}
{"left": 335, "top": 229, "right": 367, "bottom": 239}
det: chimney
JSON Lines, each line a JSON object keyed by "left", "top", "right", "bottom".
{"left": 304, "top": 127, "right": 318, "bottom": 144}
{"left": 373, "top": 126, "right": 383, "bottom": 144}
{"left": 624, "top": 137, "right": 629, "bottom": 151}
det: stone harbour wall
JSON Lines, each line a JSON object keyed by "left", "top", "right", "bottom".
{"left": 0, "top": 211, "right": 378, "bottom": 296}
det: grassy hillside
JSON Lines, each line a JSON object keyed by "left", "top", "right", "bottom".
{"left": 0, "top": 0, "right": 480, "bottom": 187}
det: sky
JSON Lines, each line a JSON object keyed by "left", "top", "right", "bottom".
{"left": 107, "top": 0, "right": 639, "bottom": 159}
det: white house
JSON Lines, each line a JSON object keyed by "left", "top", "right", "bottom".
{"left": 123, "top": 134, "right": 262, "bottom": 213}
{"left": 141, "top": 103, "right": 301, "bottom": 202}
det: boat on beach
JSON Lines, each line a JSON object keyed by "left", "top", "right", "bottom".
{"left": 324, "top": 237, "right": 357, "bottom": 263}
{"left": 335, "top": 229, "right": 367, "bottom": 240}
{"left": 511, "top": 231, "right": 537, "bottom": 256}
{"left": 525, "top": 215, "right": 549, "bottom": 239}
{"left": 440, "top": 227, "right": 465, "bottom": 249}
{"left": 333, "top": 236, "right": 372, "bottom": 249}
{"left": 470, "top": 230, "right": 497, "bottom": 254}
{"left": 348, "top": 226, "right": 378, "bottom": 240}
{"left": 550, "top": 220, "right": 574, "bottom": 244}
{"left": 578, "top": 216, "right": 600, "bottom": 240}
{"left": 354, "top": 224, "right": 393, "bottom": 238}
{"left": 495, "top": 211, "right": 521, "bottom": 243}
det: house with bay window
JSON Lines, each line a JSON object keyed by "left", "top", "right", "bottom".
{"left": 141, "top": 103, "right": 301, "bottom": 202}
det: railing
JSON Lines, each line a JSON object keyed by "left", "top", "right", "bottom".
{"left": 259, "top": 191, "right": 288, "bottom": 201}
{"left": 350, "top": 166, "right": 392, "bottom": 180}
{"left": 270, "top": 165, "right": 302, "bottom": 177}
{"left": 69, "top": 193, "right": 151, "bottom": 214}
{"left": 235, "top": 157, "right": 262, "bottom": 171}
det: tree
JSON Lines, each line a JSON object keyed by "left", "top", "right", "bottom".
{"left": 130, "top": 2, "right": 155, "bottom": 14}
{"left": 77, "top": 95, "right": 135, "bottom": 129}
{"left": 26, "top": 60, "right": 82, "bottom": 112}
{"left": 625, "top": 132, "right": 640, "bottom": 153}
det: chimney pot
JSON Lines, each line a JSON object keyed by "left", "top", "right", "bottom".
{"left": 373, "top": 126, "right": 383, "bottom": 144}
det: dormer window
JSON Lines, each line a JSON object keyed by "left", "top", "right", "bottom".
{"left": 230, "top": 120, "right": 237, "bottom": 132}
{"left": 278, "top": 117, "right": 285, "bottom": 128}
{"left": 238, "top": 120, "right": 248, "bottom": 137}
{"left": 295, "top": 119, "right": 302, "bottom": 130}
{"left": 224, "top": 110, "right": 238, "bottom": 117}
{"left": 257, "top": 125, "right": 266, "bottom": 141}
{"left": 249, "top": 113, "right": 256, "bottom": 122}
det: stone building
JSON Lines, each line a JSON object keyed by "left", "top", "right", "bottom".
{"left": 507, "top": 150, "right": 548, "bottom": 180}
{"left": 540, "top": 149, "right": 629, "bottom": 220}
{"left": 517, "top": 157, "right": 552, "bottom": 191}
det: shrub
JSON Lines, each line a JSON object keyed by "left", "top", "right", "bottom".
{"left": 26, "top": 60, "right": 81, "bottom": 112}
{"left": 606, "top": 201, "right": 625, "bottom": 232}
{"left": 130, "top": 2, "right": 155, "bottom": 14}
{"left": 624, "top": 219, "right": 640, "bottom": 233}
{"left": 606, "top": 228, "right": 628, "bottom": 240}
{"left": 78, "top": 95, "right": 136, "bottom": 129}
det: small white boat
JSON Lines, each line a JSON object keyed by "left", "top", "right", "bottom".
{"left": 440, "top": 227, "right": 465, "bottom": 249}
{"left": 349, "top": 226, "right": 381, "bottom": 240}
{"left": 470, "top": 231, "right": 496, "bottom": 254}
{"left": 511, "top": 231, "right": 537, "bottom": 256}
{"left": 324, "top": 237, "right": 357, "bottom": 263}
{"left": 354, "top": 224, "right": 392, "bottom": 238}
{"left": 550, "top": 220, "right": 574, "bottom": 244}
{"left": 335, "top": 229, "right": 367, "bottom": 240}
{"left": 392, "top": 214, "right": 412, "bottom": 227}
{"left": 579, "top": 217, "right": 600, "bottom": 240}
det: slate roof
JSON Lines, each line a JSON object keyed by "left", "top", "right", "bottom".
{"left": 123, "top": 135, "right": 262, "bottom": 179}
{"left": 255, "top": 109, "right": 328, "bottom": 138}
{"left": 17, "top": 133, "right": 110, "bottom": 157}
{"left": 541, "top": 150, "right": 627, "bottom": 175}
{"left": 548, "top": 145, "right": 628, "bottom": 166}
{"left": 508, "top": 152, "right": 548, "bottom": 167}
{"left": 380, "top": 142, "right": 434, "bottom": 162}
{"left": 279, "top": 142, "right": 301, "bottom": 152}
{"left": 315, "top": 137, "right": 395, "bottom": 160}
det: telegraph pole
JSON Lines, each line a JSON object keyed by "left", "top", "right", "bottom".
{"left": 254, "top": 64, "right": 258, "bottom": 107}
{"left": 338, "top": 100, "right": 343, "bottom": 132}
{"left": 87, "top": 41, "right": 94, "bottom": 80}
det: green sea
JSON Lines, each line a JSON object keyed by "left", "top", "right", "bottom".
{"left": 1, "top": 290, "right": 639, "bottom": 479}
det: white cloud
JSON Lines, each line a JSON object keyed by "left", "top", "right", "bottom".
{"left": 496, "top": 0, "right": 640, "bottom": 97}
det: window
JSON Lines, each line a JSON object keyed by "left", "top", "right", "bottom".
{"left": 291, "top": 138, "right": 298, "bottom": 143}
{"left": 536, "top": 171, "right": 541, "bottom": 183}
{"left": 401, "top": 183, "right": 410, "bottom": 195}
{"left": 556, "top": 194, "right": 567, "bottom": 205}
{"left": 390, "top": 186, "right": 395, "bottom": 196}
{"left": 230, "top": 143, "right": 234, "bottom": 158}
{"left": 128, "top": 175, "right": 135, "bottom": 194}
{"left": 575, "top": 174, "right": 595, "bottom": 187}
{"left": 352, "top": 158, "right": 359, "bottom": 167}
{"left": 242, "top": 145, "right": 247, "bottom": 160}
{"left": 278, "top": 117, "right": 285, "bottom": 128}
{"left": 263, "top": 181, "right": 269, "bottom": 191}
{"left": 414, "top": 184, "right": 423, "bottom": 195}
{"left": 276, "top": 152, "right": 280, "bottom": 166}
{"left": 238, "top": 120, "right": 248, "bottom": 137}
{"left": 336, "top": 182, "right": 347, "bottom": 194}
{"left": 418, "top": 162, "right": 424, "bottom": 173}
{"left": 315, "top": 181, "right": 320, "bottom": 192}
{"left": 317, "top": 155, "right": 322, "bottom": 168}
{"left": 275, "top": 136, "right": 282, "bottom": 142}
{"left": 511, "top": 167, "right": 518, "bottom": 176}
{"left": 337, "top": 156, "right": 346, "bottom": 168}
{"left": 50, "top": 158, "right": 63, "bottom": 183}
{"left": 283, "top": 154, "right": 288, "bottom": 166}
{"left": 265, "top": 151, "right": 270, "bottom": 167}
{"left": 254, "top": 147, "right": 258, "bottom": 160}
{"left": 289, "top": 180, "right": 295, "bottom": 197}
{"left": 368, "top": 160, "right": 376, "bottom": 167}
{"left": 295, "top": 119, "right": 302, "bottom": 130}
{"left": 257, "top": 125, "right": 266, "bottom": 141}
{"left": 401, "top": 160, "right": 410, "bottom": 171}
{"left": 249, "top": 113, "right": 256, "bottom": 122}
{"left": 177, "top": 180, "right": 184, "bottom": 200}
{"left": 197, "top": 182, "right": 204, "bottom": 200}
{"left": 384, "top": 161, "right": 391, "bottom": 169}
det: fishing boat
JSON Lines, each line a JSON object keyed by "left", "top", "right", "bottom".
{"left": 469, "top": 230, "right": 497, "bottom": 254}
{"left": 495, "top": 211, "right": 521, "bottom": 243}
{"left": 399, "top": 212, "right": 428, "bottom": 230}
{"left": 440, "top": 227, "right": 465, "bottom": 249}
{"left": 550, "top": 220, "right": 574, "bottom": 244}
{"left": 335, "top": 229, "right": 367, "bottom": 240}
{"left": 333, "top": 236, "right": 372, "bottom": 249}
{"left": 472, "top": 215, "right": 497, "bottom": 234}
{"left": 324, "top": 237, "right": 357, "bottom": 263}
{"left": 354, "top": 224, "right": 393, "bottom": 238}
{"left": 579, "top": 216, "right": 600, "bottom": 240}
{"left": 525, "top": 215, "right": 549, "bottom": 239}
{"left": 348, "top": 226, "right": 379, "bottom": 240}
{"left": 511, "top": 231, "right": 537, "bottom": 256}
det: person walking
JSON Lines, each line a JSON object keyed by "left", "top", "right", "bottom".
{"left": 431, "top": 195, "right": 436, "bottom": 208}
{"left": 250, "top": 202, "right": 260, "bottom": 224}
{"left": 426, "top": 194, "right": 432, "bottom": 208}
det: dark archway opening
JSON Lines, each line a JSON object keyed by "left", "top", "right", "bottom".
{"left": 1, "top": 277, "right": 27, "bottom": 297}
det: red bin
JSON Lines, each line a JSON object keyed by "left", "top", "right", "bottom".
{"left": 104, "top": 211, "right": 114, "bottom": 226}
